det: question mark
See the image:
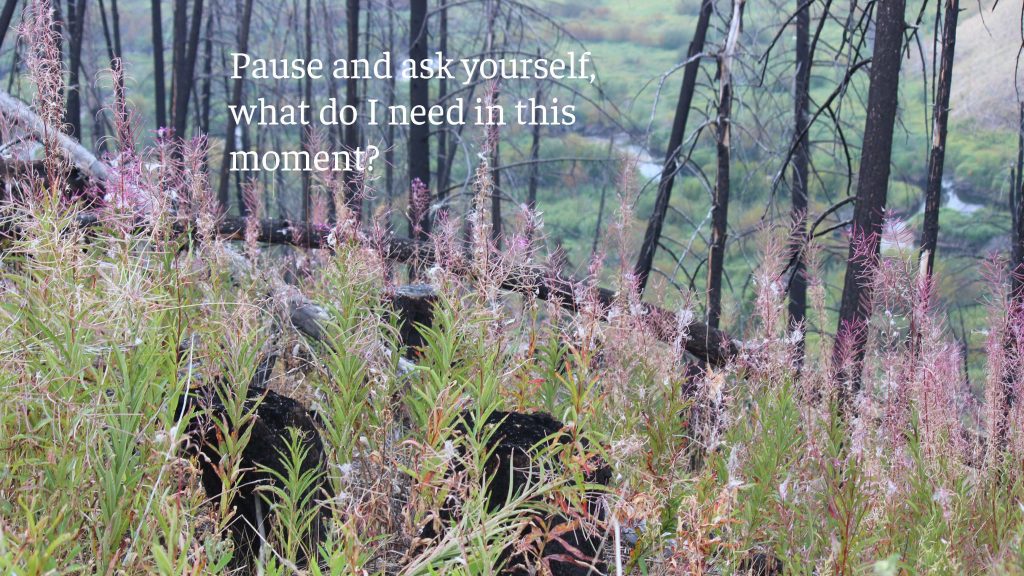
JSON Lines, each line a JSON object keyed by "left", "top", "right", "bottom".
{"left": 364, "top": 145, "right": 381, "bottom": 172}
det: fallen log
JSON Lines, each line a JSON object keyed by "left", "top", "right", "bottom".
{"left": 0, "top": 89, "right": 110, "bottom": 184}
{"left": 0, "top": 158, "right": 95, "bottom": 199}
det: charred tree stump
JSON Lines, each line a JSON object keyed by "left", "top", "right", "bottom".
{"left": 388, "top": 283, "right": 437, "bottom": 355}
{"left": 175, "top": 353, "right": 328, "bottom": 568}
{"left": 416, "top": 410, "right": 611, "bottom": 576}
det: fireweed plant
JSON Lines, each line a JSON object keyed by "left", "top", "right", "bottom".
{"left": 2, "top": 1, "right": 1024, "bottom": 573}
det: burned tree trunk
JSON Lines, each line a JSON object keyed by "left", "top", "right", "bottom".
{"left": 301, "top": 0, "right": 313, "bottom": 222}
{"left": 171, "top": 0, "right": 203, "bottom": 141}
{"left": 633, "top": 0, "right": 713, "bottom": 294}
{"left": 97, "top": 0, "right": 118, "bottom": 61}
{"left": 920, "top": 0, "right": 959, "bottom": 277}
{"left": 110, "top": 0, "right": 121, "bottom": 60}
{"left": 833, "top": 0, "right": 906, "bottom": 395}
{"left": 0, "top": 0, "right": 18, "bottom": 53}
{"left": 435, "top": 0, "right": 449, "bottom": 203}
{"left": 384, "top": 0, "right": 395, "bottom": 203}
{"left": 993, "top": 106, "right": 1024, "bottom": 454}
{"left": 1014, "top": 103, "right": 1024, "bottom": 301}
{"left": 491, "top": 99, "right": 502, "bottom": 246}
{"left": 526, "top": 83, "right": 542, "bottom": 217}
{"left": 175, "top": 353, "right": 328, "bottom": 569}
{"left": 151, "top": 0, "right": 167, "bottom": 130}
{"left": 408, "top": 0, "right": 430, "bottom": 237}
{"left": 199, "top": 6, "right": 212, "bottom": 134}
{"left": 169, "top": 0, "right": 188, "bottom": 137}
{"left": 707, "top": 0, "right": 743, "bottom": 331}
{"left": 343, "top": 0, "right": 361, "bottom": 217}
{"left": 63, "top": 0, "right": 87, "bottom": 139}
{"left": 217, "top": 0, "right": 254, "bottom": 210}
{"left": 484, "top": 3, "right": 501, "bottom": 246}
{"left": 788, "top": 0, "right": 811, "bottom": 347}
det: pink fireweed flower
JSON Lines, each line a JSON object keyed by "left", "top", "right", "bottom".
{"left": 21, "top": 0, "right": 67, "bottom": 199}
{"left": 409, "top": 178, "right": 431, "bottom": 240}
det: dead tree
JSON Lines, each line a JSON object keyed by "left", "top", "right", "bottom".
{"left": 170, "top": 0, "right": 188, "bottom": 136}
{"left": 526, "top": 82, "right": 542, "bottom": 215}
{"left": 109, "top": 0, "right": 121, "bottom": 62}
{"left": 707, "top": 0, "right": 744, "bottom": 331}
{"left": 163, "top": 0, "right": 203, "bottom": 144}
{"left": 199, "top": 6, "right": 213, "bottom": 134}
{"left": 1014, "top": 103, "right": 1024, "bottom": 301}
{"left": 385, "top": 0, "right": 395, "bottom": 203}
{"left": 343, "top": 0, "right": 361, "bottom": 216}
{"left": 95, "top": 0, "right": 126, "bottom": 122}
{"left": 920, "top": 0, "right": 959, "bottom": 276}
{"left": 216, "top": 0, "right": 254, "bottom": 211}
{"left": 833, "top": 0, "right": 907, "bottom": 395}
{"left": 172, "top": 0, "right": 204, "bottom": 141}
{"left": 408, "top": 0, "right": 430, "bottom": 238}
{"left": 0, "top": 0, "right": 18, "bottom": 52}
{"left": 151, "top": 0, "right": 167, "bottom": 130}
{"left": 634, "top": 0, "right": 713, "bottom": 294}
{"left": 96, "top": 0, "right": 118, "bottom": 60}
{"left": 301, "top": 0, "right": 313, "bottom": 221}
{"left": 63, "top": 0, "right": 87, "bottom": 139}
{"left": 0, "top": 88, "right": 110, "bottom": 183}
{"left": 788, "top": 0, "right": 811, "bottom": 346}
{"left": 435, "top": 0, "right": 449, "bottom": 202}
{"left": 491, "top": 96, "right": 502, "bottom": 246}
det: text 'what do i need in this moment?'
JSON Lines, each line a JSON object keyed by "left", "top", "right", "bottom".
{"left": 227, "top": 51, "right": 594, "bottom": 174}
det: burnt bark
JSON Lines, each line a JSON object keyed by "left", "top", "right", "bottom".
{"left": 526, "top": 84, "right": 542, "bottom": 217}
{"left": 176, "top": 359, "right": 328, "bottom": 568}
{"left": 491, "top": 98, "right": 502, "bottom": 247}
{"left": 151, "top": 0, "right": 167, "bottom": 130}
{"left": 301, "top": 0, "right": 313, "bottom": 222}
{"left": 633, "top": 0, "right": 713, "bottom": 294}
{"left": 833, "top": 0, "right": 907, "bottom": 395}
{"left": 109, "top": 0, "right": 121, "bottom": 59}
{"left": 920, "top": 0, "right": 959, "bottom": 276}
{"left": 1013, "top": 103, "right": 1024, "bottom": 300}
{"left": 384, "top": 0, "right": 395, "bottom": 203}
{"left": 0, "top": 0, "right": 18, "bottom": 53}
{"left": 199, "top": 6, "right": 213, "bottom": 134}
{"left": 97, "top": 0, "right": 116, "bottom": 59}
{"left": 63, "top": 0, "right": 87, "bottom": 139}
{"left": 414, "top": 410, "right": 610, "bottom": 576}
{"left": 435, "top": 0, "right": 449, "bottom": 202}
{"left": 216, "top": 0, "right": 254, "bottom": 210}
{"left": 788, "top": 0, "right": 811, "bottom": 345}
{"left": 170, "top": 0, "right": 187, "bottom": 137}
{"left": 343, "top": 0, "right": 361, "bottom": 216}
{"left": 707, "top": 0, "right": 743, "bottom": 331}
{"left": 171, "top": 0, "right": 203, "bottom": 141}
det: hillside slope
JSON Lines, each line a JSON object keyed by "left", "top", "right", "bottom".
{"left": 948, "top": 0, "right": 1023, "bottom": 129}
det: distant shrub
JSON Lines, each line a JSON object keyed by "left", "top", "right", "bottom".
{"left": 657, "top": 27, "right": 691, "bottom": 50}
